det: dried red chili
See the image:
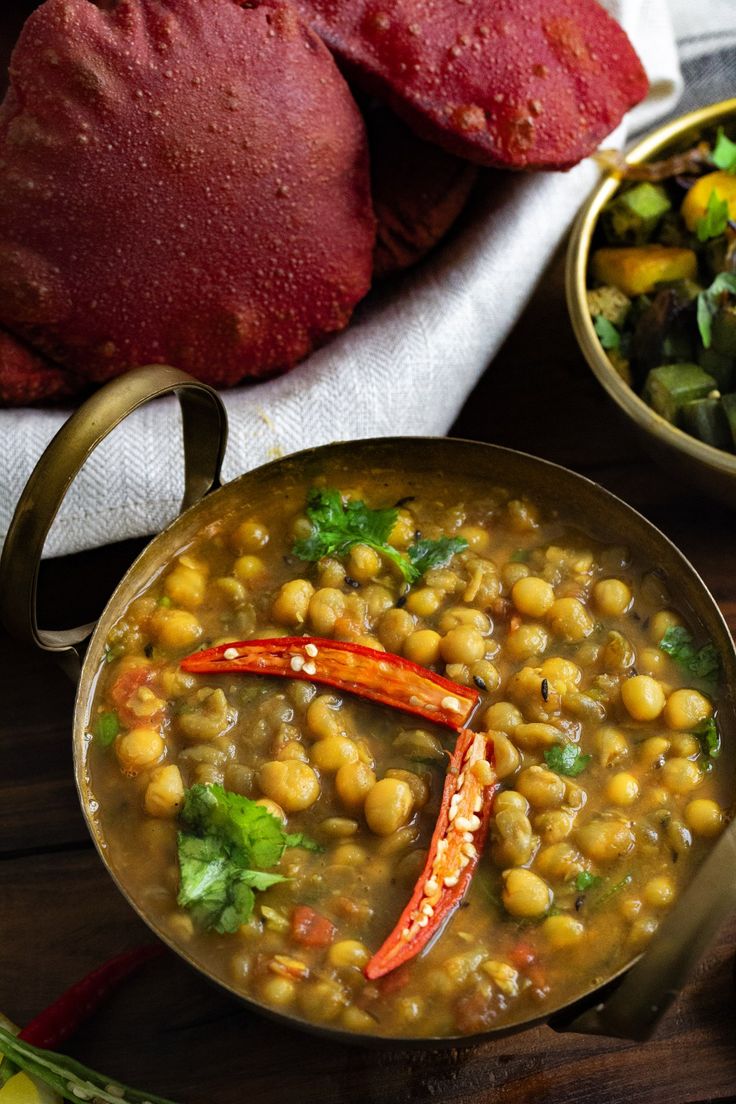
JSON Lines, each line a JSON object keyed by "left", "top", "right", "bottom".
{"left": 364, "top": 729, "right": 497, "bottom": 980}
{"left": 181, "top": 637, "right": 479, "bottom": 730}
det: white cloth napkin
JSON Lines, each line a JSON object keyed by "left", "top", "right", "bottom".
{"left": 0, "top": 0, "right": 684, "bottom": 558}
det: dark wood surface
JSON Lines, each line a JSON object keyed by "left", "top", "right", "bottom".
{"left": 1, "top": 246, "right": 735, "bottom": 1104}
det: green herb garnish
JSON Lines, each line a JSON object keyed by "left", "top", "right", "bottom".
{"left": 693, "top": 715, "right": 721, "bottom": 760}
{"left": 157, "top": 594, "right": 172, "bottom": 607}
{"left": 575, "top": 871, "right": 603, "bottom": 893}
{"left": 177, "top": 784, "right": 319, "bottom": 933}
{"left": 593, "top": 314, "right": 621, "bottom": 350}
{"left": 696, "top": 189, "right": 730, "bottom": 242}
{"left": 0, "top": 1025, "right": 179, "bottom": 1104}
{"left": 712, "top": 127, "right": 736, "bottom": 173}
{"left": 544, "top": 744, "right": 592, "bottom": 777}
{"left": 94, "top": 710, "right": 120, "bottom": 747}
{"left": 293, "top": 487, "right": 467, "bottom": 585}
{"left": 658, "top": 625, "right": 721, "bottom": 691}
{"left": 697, "top": 272, "right": 736, "bottom": 348}
{"left": 591, "top": 872, "right": 633, "bottom": 910}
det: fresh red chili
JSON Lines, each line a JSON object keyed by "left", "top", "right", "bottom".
{"left": 290, "top": 905, "right": 336, "bottom": 948}
{"left": 180, "top": 637, "right": 479, "bottom": 729}
{"left": 18, "top": 945, "right": 164, "bottom": 1049}
{"left": 364, "top": 728, "right": 497, "bottom": 980}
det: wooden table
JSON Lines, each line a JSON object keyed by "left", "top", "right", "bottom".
{"left": 2, "top": 244, "right": 735, "bottom": 1103}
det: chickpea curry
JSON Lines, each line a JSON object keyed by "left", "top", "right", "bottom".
{"left": 86, "top": 468, "right": 729, "bottom": 1039}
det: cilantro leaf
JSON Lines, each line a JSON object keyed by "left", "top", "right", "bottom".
{"left": 407, "top": 536, "right": 469, "bottom": 578}
{"left": 696, "top": 189, "right": 729, "bottom": 242}
{"left": 575, "top": 871, "right": 603, "bottom": 893}
{"left": 292, "top": 487, "right": 467, "bottom": 585}
{"left": 693, "top": 715, "right": 721, "bottom": 760}
{"left": 177, "top": 785, "right": 317, "bottom": 933}
{"left": 658, "top": 626, "right": 721, "bottom": 691}
{"left": 284, "top": 831, "right": 324, "bottom": 852}
{"left": 712, "top": 127, "right": 736, "bottom": 173}
{"left": 94, "top": 710, "right": 120, "bottom": 747}
{"left": 697, "top": 272, "right": 736, "bottom": 348}
{"left": 593, "top": 314, "right": 621, "bottom": 350}
{"left": 544, "top": 744, "right": 592, "bottom": 777}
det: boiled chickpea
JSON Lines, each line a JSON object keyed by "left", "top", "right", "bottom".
{"left": 534, "top": 842, "right": 583, "bottom": 882}
{"left": 150, "top": 607, "right": 202, "bottom": 650}
{"left": 328, "top": 940, "right": 370, "bottom": 969}
{"left": 649, "top": 609, "right": 683, "bottom": 643}
{"left": 643, "top": 876, "right": 675, "bottom": 909}
{"left": 594, "top": 726, "right": 630, "bottom": 767}
{"left": 271, "top": 579, "right": 314, "bottom": 627}
{"left": 330, "top": 842, "right": 367, "bottom": 866}
{"left": 638, "top": 647, "right": 668, "bottom": 676}
{"left": 116, "top": 726, "right": 165, "bottom": 774}
{"left": 490, "top": 732, "right": 521, "bottom": 779}
{"left": 308, "top": 588, "right": 345, "bottom": 635}
{"left": 684, "top": 798, "right": 724, "bottom": 837}
{"left": 233, "top": 555, "right": 267, "bottom": 586}
{"left": 593, "top": 579, "right": 632, "bottom": 617}
{"left": 457, "top": 524, "right": 491, "bottom": 554}
{"left": 513, "top": 722, "right": 560, "bottom": 750}
{"left": 483, "top": 701, "right": 523, "bottom": 732}
{"left": 547, "top": 598, "right": 594, "bottom": 641}
{"left": 440, "top": 625, "right": 485, "bottom": 665}
{"left": 260, "top": 975, "right": 297, "bottom": 1007}
{"left": 515, "top": 766, "right": 566, "bottom": 809}
{"left": 405, "top": 587, "right": 442, "bottom": 618}
{"left": 232, "top": 518, "right": 269, "bottom": 552}
{"left": 507, "top": 499, "right": 539, "bottom": 532}
{"left": 178, "top": 687, "right": 231, "bottom": 742}
{"left": 439, "top": 606, "right": 491, "bottom": 634}
{"left": 502, "top": 868, "right": 552, "bottom": 919}
{"left": 661, "top": 757, "right": 702, "bottom": 795}
{"left": 404, "top": 629, "right": 442, "bottom": 666}
{"left": 333, "top": 761, "right": 375, "bottom": 815}
{"left": 363, "top": 585, "right": 394, "bottom": 621}
{"left": 385, "top": 768, "right": 430, "bottom": 809}
{"left": 638, "top": 735, "right": 670, "bottom": 768}
{"left": 621, "top": 675, "right": 665, "bottom": 721}
{"left": 501, "top": 561, "right": 530, "bottom": 589}
{"left": 542, "top": 914, "right": 584, "bottom": 949}
{"left": 663, "top": 688, "right": 712, "bottom": 731}
{"left": 311, "top": 735, "right": 359, "bottom": 773}
{"left": 389, "top": 510, "right": 415, "bottom": 550}
{"left": 377, "top": 607, "right": 415, "bottom": 653}
{"left": 144, "top": 764, "right": 184, "bottom": 818}
{"left": 277, "top": 740, "right": 308, "bottom": 763}
{"left": 577, "top": 818, "right": 634, "bottom": 862}
{"left": 505, "top": 623, "right": 549, "bottom": 662}
{"left": 492, "top": 807, "right": 535, "bottom": 867}
{"left": 494, "top": 790, "right": 529, "bottom": 814}
{"left": 164, "top": 563, "right": 206, "bottom": 609}
{"left": 258, "top": 760, "right": 320, "bottom": 812}
{"left": 511, "top": 576, "right": 555, "bottom": 618}
{"left": 534, "top": 808, "right": 575, "bottom": 844}
{"left": 306, "top": 695, "right": 346, "bottom": 740}
{"left": 628, "top": 915, "right": 659, "bottom": 949}
{"left": 345, "top": 544, "right": 381, "bottom": 583}
{"left": 364, "top": 778, "right": 413, "bottom": 836}
{"left": 606, "top": 772, "right": 640, "bottom": 806}
{"left": 540, "top": 657, "right": 582, "bottom": 688}
{"left": 342, "top": 1007, "right": 376, "bottom": 1033}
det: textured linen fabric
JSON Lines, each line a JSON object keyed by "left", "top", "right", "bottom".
{"left": 0, "top": 0, "right": 694, "bottom": 557}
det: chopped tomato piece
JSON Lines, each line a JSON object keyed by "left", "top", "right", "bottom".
{"left": 291, "top": 905, "right": 336, "bottom": 948}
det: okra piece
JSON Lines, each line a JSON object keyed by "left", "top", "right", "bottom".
{"left": 680, "top": 398, "right": 731, "bottom": 450}
{"left": 602, "top": 182, "right": 671, "bottom": 245}
{"left": 643, "top": 364, "right": 717, "bottom": 424}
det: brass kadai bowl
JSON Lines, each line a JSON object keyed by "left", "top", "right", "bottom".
{"left": 567, "top": 97, "right": 736, "bottom": 507}
{"left": 1, "top": 365, "right": 736, "bottom": 1047}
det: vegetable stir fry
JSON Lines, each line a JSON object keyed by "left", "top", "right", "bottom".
{"left": 588, "top": 124, "right": 736, "bottom": 453}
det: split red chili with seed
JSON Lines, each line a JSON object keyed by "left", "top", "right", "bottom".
{"left": 365, "top": 729, "right": 497, "bottom": 980}
{"left": 181, "top": 637, "right": 479, "bottom": 730}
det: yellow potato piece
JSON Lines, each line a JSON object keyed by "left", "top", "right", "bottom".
{"left": 591, "top": 245, "right": 697, "bottom": 297}
{"left": 681, "top": 170, "right": 736, "bottom": 231}
{"left": 0, "top": 1072, "right": 61, "bottom": 1104}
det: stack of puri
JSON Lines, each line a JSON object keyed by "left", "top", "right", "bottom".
{"left": 0, "top": 0, "right": 648, "bottom": 406}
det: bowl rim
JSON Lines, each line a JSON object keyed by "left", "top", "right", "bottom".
{"left": 566, "top": 96, "right": 736, "bottom": 481}
{"left": 71, "top": 434, "right": 736, "bottom": 1047}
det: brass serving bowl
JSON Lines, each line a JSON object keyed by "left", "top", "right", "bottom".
{"left": 567, "top": 98, "right": 736, "bottom": 507}
{"left": 1, "top": 365, "right": 735, "bottom": 1046}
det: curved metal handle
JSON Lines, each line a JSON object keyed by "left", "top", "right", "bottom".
{"left": 0, "top": 364, "right": 227, "bottom": 670}
{"left": 555, "top": 815, "right": 736, "bottom": 1040}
